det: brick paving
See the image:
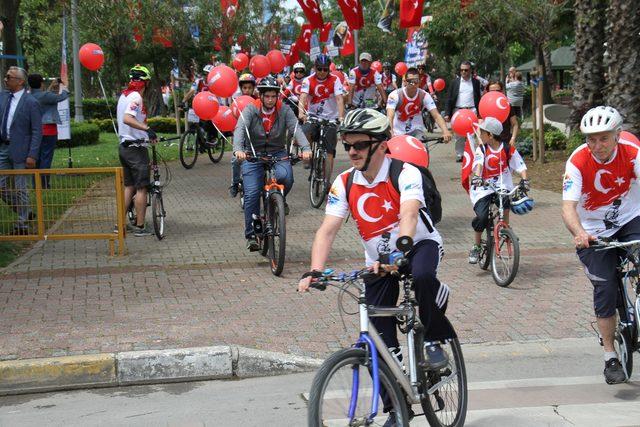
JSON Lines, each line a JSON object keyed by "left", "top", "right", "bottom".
{"left": 0, "top": 140, "right": 595, "bottom": 361}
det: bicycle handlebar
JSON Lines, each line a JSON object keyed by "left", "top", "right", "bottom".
{"left": 589, "top": 238, "right": 640, "bottom": 250}
{"left": 474, "top": 179, "right": 522, "bottom": 197}
{"left": 305, "top": 115, "right": 340, "bottom": 127}
{"left": 245, "top": 153, "right": 299, "bottom": 164}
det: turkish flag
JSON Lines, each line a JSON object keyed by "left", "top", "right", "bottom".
{"left": 400, "top": 0, "right": 424, "bottom": 28}
{"left": 286, "top": 42, "right": 300, "bottom": 66}
{"left": 296, "top": 23, "right": 313, "bottom": 53}
{"left": 336, "top": 0, "right": 364, "bottom": 30}
{"left": 152, "top": 28, "right": 173, "bottom": 48}
{"left": 406, "top": 26, "right": 419, "bottom": 42}
{"left": 320, "top": 22, "right": 332, "bottom": 43}
{"left": 461, "top": 133, "right": 476, "bottom": 193}
{"left": 297, "top": 0, "right": 324, "bottom": 29}
{"left": 221, "top": 0, "right": 239, "bottom": 18}
{"left": 340, "top": 28, "right": 355, "bottom": 56}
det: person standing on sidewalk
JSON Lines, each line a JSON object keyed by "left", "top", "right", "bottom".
{"left": 506, "top": 71, "right": 525, "bottom": 120}
{"left": 0, "top": 66, "right": 42, "bottom": 235}
{"left": 444, "top": 61, "right": 481, "bottom": 162}
{"left": 28, "top": 74, "right": 70, "bottom": 188}
{"left": 117, "top": 65, "right": 157, "bottom": 237}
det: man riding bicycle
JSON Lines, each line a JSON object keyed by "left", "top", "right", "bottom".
{"left": 298, "top": 109, "right": 455, "bottom": 409}
{"left": 116, "top": 65, "right": 157, "bottom": 237}
{"left": 386, "top": 67, "right": 451, "bottom": 141}
{"left": 467, "top": 117, "right": 528, "bottom": 264}
{"left": 347, "top": 52, "right": 387, "bottom": 109}
{"left": 562, "top": 106, "right": 640, "bottom": 384}
{"left": 233, "top": 76, "right": 311, "bottom": 251}
{"left": 298, "top": 54, "right": 345, "bottom": 187}
{"left": 381, "top": 62, "right": 397, "bottom": 96}
{"left": 229, "top": 73, "right": 258, "bottom": 198}
{"left": 417, "top": 61, "right": 436, "bottom": 100}
{"left": 282, "top": 62, "right": 306, "bottom": 118}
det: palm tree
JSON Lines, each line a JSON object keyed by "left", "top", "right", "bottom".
{"left": 569, "top": 0, "right": 607, "bottom": 129}
{"left": 604, "top": 0, "right": 640, "bottom": 134}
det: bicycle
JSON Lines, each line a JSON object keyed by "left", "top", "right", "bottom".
{"left": 245, "top": 153, "right": 298, "bottom": 276}
{"left": 590, "top": 238, "right": 640, "bottom": 381}
{"left": 307, "top": 236, "right": 468, "bottom": 427}
{"left": 474, "top": 179, "right": 521, "bottom": 287}
{"left": 179, "top": 120, "right": 226, "bottom": 169}
{"left": 126, "top": 137, "right": 175, "bottom": 240}
{"left": 306, "top": 115, "right": 339, "bottom": 209}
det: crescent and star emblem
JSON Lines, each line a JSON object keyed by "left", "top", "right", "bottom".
{"left": 314, "top": 84, "right": 327, "bottom": 97}
{"left": 404, "top": 136, "right": 425, "bottom": 152}
{"left": 496, "top": 96, "right": 509, "bottom": 110}
{"left": 485, "top": 154, "right": 499, "bottom": 171}
{"left": 594, "top": 169, "right": 613, "bottom": 194}
{"left": 462, "top": 151, "right": 471, "bottom": 169}
{"left": 357, "top": 193, "right": 383, "bottom": 223}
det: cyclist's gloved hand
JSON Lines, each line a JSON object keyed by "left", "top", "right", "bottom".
{"left": 519, "top": 178, "right": 530, "bottom": 191}
{"left": 378, "top": 251, "right": 403, "bottom": 266}
{"left": 471, "top": 175, "right": 484, "bottom": 189}
{"left": 146, "top": 128, "right": 158, "bottom": 141}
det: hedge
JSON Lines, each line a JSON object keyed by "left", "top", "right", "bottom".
{"left": 69, "top": 98, "right": 118, "bottom": 120}
{"left": 87, "top": 117, "right": 184, "bottom": 134}
{"left": 57, "top": 122, "right": 100, "bottom": 147}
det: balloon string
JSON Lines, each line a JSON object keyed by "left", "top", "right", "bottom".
{"left": 97, "top": 73, "right": 119, "bottom": 135}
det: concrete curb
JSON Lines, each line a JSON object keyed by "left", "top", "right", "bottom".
{"left": 0, "top": 337, "right": 595, "bottom": 396}
{"left": 0, "top": 345, "right": 322, "bottom": 396}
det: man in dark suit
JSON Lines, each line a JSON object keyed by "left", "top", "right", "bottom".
{"left": 0, "top": 66, "right": 42, "bottom": 234}
{"left": 444, "top": 61, "right": 481, "bottom": 162}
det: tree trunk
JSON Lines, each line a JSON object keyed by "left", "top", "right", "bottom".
{"left": 0, "top": 0, "right": 21, "bottom": 75}
{"left": 569, "top": 0, "right": 607, "bottom": 130}
{"left": 535, "top": 45, "right": 554, "bottom": 104}
{"left": 543, "top": 44, "right": 556, "bottom": 91}
{"left": 605, "top": 0, "right": 640, "bottom": 134}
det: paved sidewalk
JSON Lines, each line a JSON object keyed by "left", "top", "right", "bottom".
{"left": 0, "top": 140, "right": 594, "bottom": 361}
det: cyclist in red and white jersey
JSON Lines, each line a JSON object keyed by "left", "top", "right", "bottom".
{"left": 347, "top": 52, "right": 386, "bottom": 109}
{"left": 417, "top": 61, "right": 435, "bottom": 98}
{"left": 386, "top": 67, "right": 451, "bottom": 140}
{"left": 381, "top": 62, "right": 397, "bottom": 95}
{"left": 562, "top": 106, "right": 640, "bottom": 384}
{"left": 298, "top": 54, "right": 345, "bottom": 185}
{"left": 282, "top": 62, "right": 306, "bottom": 118}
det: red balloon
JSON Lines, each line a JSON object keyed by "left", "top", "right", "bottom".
{"left": 249, "top": 55, "right": 271, "bottom": 79}
{"left": 451, "top": 109, "right": 478, "bottom": 137}
{"left": 330, "top": 63, "right": 336, "bottom": 72}
{"left": 266, "top": 50, "right": 286, "bottom": 74}
{"left": 232, "top": 53, "right": 249, "bottom": 71}
{"left": 387, "top": 135, "right": 429, "bottom": 168}
{"left": 212, "top": 106, "right": 237, "bottom": 133}
{"left": 207, "top": 65, "right": 238, "bottom": 98}
{"left": 479, "top": 91, "right": 511, "bottom": 123}
{"left": 394, "top": 62, "right": 408, "bottom": 76}
{"left": 192, "top": 92, "right": 220, "bottom": 120}
{"left": 371, "top": 61, "right": 382, "bottom": 73}
{"left": 231, "top": 95, "right": 255, "bottom": 118}
{"left": 433, "top": 78, "right": 446, "bottom": 92}
{"left": 78, "top": 43, "right": 104, "bottom": 71}
{"left": 620, "top": 131, "right": 640, "bottom": 147}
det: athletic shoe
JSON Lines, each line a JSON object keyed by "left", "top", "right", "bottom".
{"left": 133, "top": 225, "right": 153, "bottom": 237}
{"left": 468, "top": 245, "right": 481, "bottom": 264}
{"left": 284, "top": 202, "right": 290, "bottom": 216}
{"left": 229, "top": 184, "right": 239, "bottom": 198}
{"left": 604, "top": 358, "right": 626, "bottom": 384}
{"left": 425, "top": 343, "right": 449, "bottom": 370}
{"left": 246, "top": 236, "right": 260, "bottom": 252}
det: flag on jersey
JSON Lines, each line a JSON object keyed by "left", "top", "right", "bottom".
{"left": 336, "top": 0, "right": 364, "bottom": 30}
{"left": 296, "top": 0, "right": 324, "bottom": 29}
{"left": 400, "top": 0, "right": 425, "bottom": 28}
{"left": 461, "top": 133, "right": 476, "bottom": 193}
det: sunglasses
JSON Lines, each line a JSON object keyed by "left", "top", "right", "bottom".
{"left": 316, "top": 67, "right": 329, "bottom": 72}
{"left": 406, "top": 78, "right": 419, "bottom": 85}
{"left": 294, "top": 69, "right": 304, "bottom": 73}
{"left": 460, "top": 68, "right": 471, "bottom": 72}
{"left": 343, "top": 139, "right": 377, "bottom": 152}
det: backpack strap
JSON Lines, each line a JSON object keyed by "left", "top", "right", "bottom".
{"left": 344, "top": 169, "right": 356, "bottom": 223}
{"left": 388, "top": 159, "right": 435, "bottom": 233}
{"left": 503, "top": 143, "right": 512, "bottom": 167}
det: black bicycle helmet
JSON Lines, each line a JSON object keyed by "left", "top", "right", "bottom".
{"left": 382, "top": 61, "right": 391, "bottom": 69}
{"left": 256, "top": 75, "right": 280, "bottom": 93}
{"left": 315, "top": 54, "right": 331, "bottom": 67}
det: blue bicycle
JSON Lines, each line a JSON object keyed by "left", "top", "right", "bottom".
{"left": 306, "top": 236, "right": 467, "bottom": 427}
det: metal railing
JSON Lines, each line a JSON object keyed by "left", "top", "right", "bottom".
{"left": 0, "top": 167, "right": 126, "bottom": 256}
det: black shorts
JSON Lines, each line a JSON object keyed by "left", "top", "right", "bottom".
{"left": 471, "top": 193, "right": 511, "bottom": 232}
{"left": 577, "top": 216, "right": 640, "bottom": 318}
{"left": 303, "top": 122, "right": 337, "bottom": 156}
{"left": 119, "top": 144, "right": 150, "bottom": 189}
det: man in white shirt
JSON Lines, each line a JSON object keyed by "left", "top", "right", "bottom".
{"left": 444, "top": 61, "right": 481, "bottom": 162}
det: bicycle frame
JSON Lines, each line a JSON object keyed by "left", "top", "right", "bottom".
{"left": 483, "top": 180, "right": 518, "bottom": 254}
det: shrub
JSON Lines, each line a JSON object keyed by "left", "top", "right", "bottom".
{"left": 516, "top": 136, "right": 534, "bottom": 156}
{"left": 147, "top": 116, "right": 184, "bottom": 133}
{"left": 566, "top": 132, "right": 585, "bottom": 154}
{"left": 87, "top": 118, "right": 117, "bottom": 133}
{"left": 545, "top": 128, "right": 568, "bottom": 150}
{"left": 69, "top": 98, "right": 118, "bottom": 120}
{"left": 58, "top": 122, "right": 101, "bottom": 147}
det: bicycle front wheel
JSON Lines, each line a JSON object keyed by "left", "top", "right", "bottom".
{"left": 267, "top": 192, "right": 286, "bottom": 276}
{"left": 491, "top": 226, "right": 520, "bottom": 287}
{"left": 207, "top": 135, "right": 225, "bottom": 163}
{"left": 479, "top": 227, "right": 492, "bottom": 271}
{"left": 419, "top": 335, "right": 468, "bottom": 427}
{"left": 308, "top": 348, "right": 409, "bottom": 427}
{"left": 151, "top": 192, "right": 165, "bottom": 240}
{"left": 309, "top": 151, "right": 327, "bottom": 208}
{"left": 179, "top": 130, "right": 198, "bottom": 169}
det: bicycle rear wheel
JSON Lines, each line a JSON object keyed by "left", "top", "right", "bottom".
{"left": 419, "top": 334, "right": 468, "bottom": 427}
{"left": 207, "top": 136, "right": 225, "bottom": 163}
{"left": 491, "top": 226, "right": 520, "bottom": 287}
{"left": 309, "top": 150, "right": 327, "bottom": 208}
{"left": 479, "top": 227, "right": 492, "bottom": 271}
{"left": 179, "top": 130, "right": 198, "bottom": 169}
{"left": 308, "top": 348, "right": 409, "bottom": 427}
{"left": 267, "top": 192, "right": 286, "bottom": 276}
{"left": 151, "top": 192, "right": 165, "bottom": 240}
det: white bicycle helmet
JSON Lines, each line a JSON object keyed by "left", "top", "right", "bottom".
{"left": 338, "top": 108, "right": 391, "bottom": 140}
{"left": 203, "top": 64, "right": 214, "bottom": 74}
{"left": 580, "top": 106, "right": 623, "bottom": 134}
{"left": 293, "top": 62, "right": 306, "bottom": 72}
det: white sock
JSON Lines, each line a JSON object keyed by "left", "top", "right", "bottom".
{"left": 604, "top": 351, "right": 618, "bottom": 361}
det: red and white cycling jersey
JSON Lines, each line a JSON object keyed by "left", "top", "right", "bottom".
{"left": 382, "top": 73, "right": 394, "bottom": 90}
{"left": 469, "top": 143, "right": 527, "bottom": 205}
{"left": 191, "top": 77, "right": 208, "bottom": 93}
{"left": 563, "top": 142, "right": 640, "bottom": 237}
{"left": 419, "top": 74, "right": 434, "bottom": 94}
{"left": 348, "top": 67, "right": 382, "bottom": 107}
{"left": 386, "top": 87, "right": 437, "bottom": 135}
{"left": 300, "top": 73, "right": 345, "bottom": 120}
{"left": 283, "top": 78, "right": 304, "bottom": 102}
{"left": 326, "top": 157, "right": 442, "bottom": 266}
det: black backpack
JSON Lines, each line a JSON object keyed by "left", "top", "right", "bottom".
{"left": 345, "top": 158, "right": 442, "bottom": 233}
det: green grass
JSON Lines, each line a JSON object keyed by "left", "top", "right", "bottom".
{"left": 0, "top": 132, "right": 181, "bottom": 269}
